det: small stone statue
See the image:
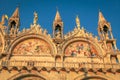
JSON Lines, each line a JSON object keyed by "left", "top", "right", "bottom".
{"left": 56, "top": 31, "right": 61, "bottom": 39}
{"left": 0, "top": 15, "right": 8, "bottom": 35}
{"left": 10, "top": 27, "right": 14, "bottom": 35}
{"left": 33, "top": 11, "right": 38, "bottom": 25}
{"left": 76, "top": 15, "right": 80, "bottom": 29}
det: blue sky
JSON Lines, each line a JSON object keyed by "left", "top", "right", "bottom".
{"left": 0, "top": 0, "right": 120, "bottom": 49}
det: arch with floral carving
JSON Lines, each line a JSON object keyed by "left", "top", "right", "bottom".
{"left": 7, "top": 34, "right": 57, "bottom": 59}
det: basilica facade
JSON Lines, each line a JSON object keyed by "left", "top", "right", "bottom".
{"left": 0, "top": 7, "right": 120, "bottom": 80}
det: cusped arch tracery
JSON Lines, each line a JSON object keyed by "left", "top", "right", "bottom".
{"left": 8, "top": 34, "right": 57, "bottom": 58}
{"left": 62, "top": 37, "right": 105, "bottom": 58}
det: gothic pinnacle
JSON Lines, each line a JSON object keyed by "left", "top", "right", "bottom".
{"left": 54, "top": 10, "right": 62, "bottom": 22}
{"left": 98, "top": 11, "right": 106, "bottom": 22}
{"left": 11, "top": 7, "right": 19, "bottom": 18}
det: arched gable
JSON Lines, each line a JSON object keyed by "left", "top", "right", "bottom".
{"left": 62, "top": 37, "right": 105, "bottom": 58}
{"left": 7, "top": 34, "right": 57, "bottom": 59}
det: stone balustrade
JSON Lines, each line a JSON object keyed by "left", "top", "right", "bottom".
{"left": 0, "top": 60, "right": 120, "bottom": 70}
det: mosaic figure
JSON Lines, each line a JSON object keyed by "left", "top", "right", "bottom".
{"left": 13, "top": 38, "right": 51, "bottom": 55}
{"left": 65, "top": 41, "right": 98, "bottom": 57}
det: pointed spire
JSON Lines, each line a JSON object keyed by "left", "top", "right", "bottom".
{"left": 54, "top": 10, "right": 62, "bottom": 22}
{"left": 9, "top": 7, "right": 20, "bottom": 26}
{"left": 98, "top": 11, "right": 106, "bottom": 22}
{"left": 8, "top": 7, "right": 20, "bottom": 35}
{"left": 11, "top": 7, "right": 19, "bottom": 18}
{"left": 76, "top": 15, "right": 80, "bottom": 29}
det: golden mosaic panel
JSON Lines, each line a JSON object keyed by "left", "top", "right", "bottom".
{"left": 13, "top": 38, "right": 51, "bottom": 55}
{"left": 65, "top": 41, "right": 98, "bottom": 57}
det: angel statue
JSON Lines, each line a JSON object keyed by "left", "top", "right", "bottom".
{"left": 33, "top": 11, "right": 38, "bottom": 25}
